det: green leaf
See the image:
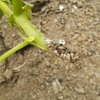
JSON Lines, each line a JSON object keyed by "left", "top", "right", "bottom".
{"left": 22, "top": 5, "right": 32, "bottom": 19}
{"left": 22, "top": 1, "right": 34, "bottom": 8}
{"left": 22, "top": 1, "right": 34, "bottom": 19}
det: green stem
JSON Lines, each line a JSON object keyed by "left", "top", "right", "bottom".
{"left": 0, "top": 1, "right": 47, "bottom": 50}
{"left": 0, "top": 0, "right": 13, "bottom": 17}
{"left": 12, "top": 0, "right": 22, "bottom": 15}
{"left": 13, "top": 14, "right": 47, "bottom": 50}
{"left": 0, "top": 0, "right": 47, "bottom": 62}
{"left": 0, "top": 41, "right": 29, "bottom": 62}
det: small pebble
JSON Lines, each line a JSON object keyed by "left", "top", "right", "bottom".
{"left": 58, "top": 95, "right": 64, "bottom": 100}
{"left": 32, "top": 95, "right": 36, "bottom": 99}
{"left": 45, "top": 60, "right": 51, "bottom": 67}
{"left": 53, "top": 69, "right": 57, "bottom": 74}
{"left": 73, "top": 5, "right": 77, "bottom": 9}
{"left": 95, "top": 72, "right": 100, "bottom": 78}
{"left": 75, "top": 87, "right": 85, "bottom": 93}
{"left": 77, "top": 1, "right": 83, "bottom": 8}
{"left": 70, "top": 0, "right": 77, "bottom": 3}
{"left": 4, "top": 69, "right": 13, "bottom": 79}
{"left": 52, "top": 81, "right": 59, "bottom": 94}
{"left": 59, "top": 39, "right": 65, "bottom": 45}
{"left": 0, "top": 76, "right": 5, "bottom": 83}
{"left": 40, "top": 84, "right": 45, "bottom": 90}
{"left": 41, "top": 6, "right": 47, "bottom": 12}
{"left": 59, "top": 5, "right": 64, "bottom": 11}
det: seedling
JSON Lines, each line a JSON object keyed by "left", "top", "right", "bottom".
{"left": 0, "top": 0, "right": 80, "bottom": 63}
{"left": 0, "top": 0, "right": 47, "bottom": 62}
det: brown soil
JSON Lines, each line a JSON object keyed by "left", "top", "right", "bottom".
{"left": 0, "top": 0, "right": 100, "bottom": 100}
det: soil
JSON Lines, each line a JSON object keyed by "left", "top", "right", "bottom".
{"left": 0, "top": 0, "right": 100, "bottom": 100}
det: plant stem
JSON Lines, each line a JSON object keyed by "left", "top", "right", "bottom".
{"left": 12, "top": 0, "right": 22, "bottom": 15}
{"left": 0, "top": 41, "right": 29, "bottom": 62}
{"left": 0, "top": 0, "right": 47, "bottom": 50}
{"left": 0, "top": 0, "right": 13, "bottom": 17}
{"left": 0, "top": 0, "right": 47, "bottom": 62}
{"left": 13, "top": 14, "right": 47, "bottom": 50}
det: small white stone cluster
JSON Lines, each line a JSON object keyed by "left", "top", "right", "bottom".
{"left": 45, "top": 38, "right": 79, "bottom": 63}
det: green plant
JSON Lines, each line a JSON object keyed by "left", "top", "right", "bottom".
{"left": 0, "top": 0, "right": 47, "bottom": 62}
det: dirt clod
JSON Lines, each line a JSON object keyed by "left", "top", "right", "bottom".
{"left": 4, "top": 69, "right": 13, "bottom": 80}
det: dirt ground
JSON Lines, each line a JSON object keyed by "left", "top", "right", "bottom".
{"left": 0, "top": 0, "right": 100, "bottom": 100}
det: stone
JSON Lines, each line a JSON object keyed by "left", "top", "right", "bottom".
{"left": 41, "top": 6, "right": 47, "bottom": 12}
{"left": 0, "top": 76, "right": 5, "bottom": 83}
{"left": 75, "top": 87, "right": 85, "bottom": 93}
{"left": 4, "top": 69, "right": 13, "bottom": 79}
{"left": 52, "top": 81, "right": 59, "bottom": 94}
{"left": 59, "top": 5, "right": 64, "bottom": 11}
{"left": 40, "top": 84, "right": 45, "bottom": 90}
{"left": 32, "top": 95, "right": 36, "bottom": 99}
{"left": 77, "top": 1, "right": 83, "bottom": 8}
{"left": 58, "top": 95, "right": 63, "bottom": 100}
{"left": 45, "top": 60, "right": 51, "bottom": 67}
{"left": 70, "top": 0, "right": 77, "bottom": 3}
{"left": 95, "top": 72, "right": 100, "bottom": 78}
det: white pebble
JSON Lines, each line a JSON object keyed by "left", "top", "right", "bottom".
{"left": 59, "top": 39, "right": 65, "bottom": 45}
{"left": 73, "top": 5, "right": 77, "bottom": 9}
{"left": 59, "top": 5, "right": 64, "bottom": 11}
